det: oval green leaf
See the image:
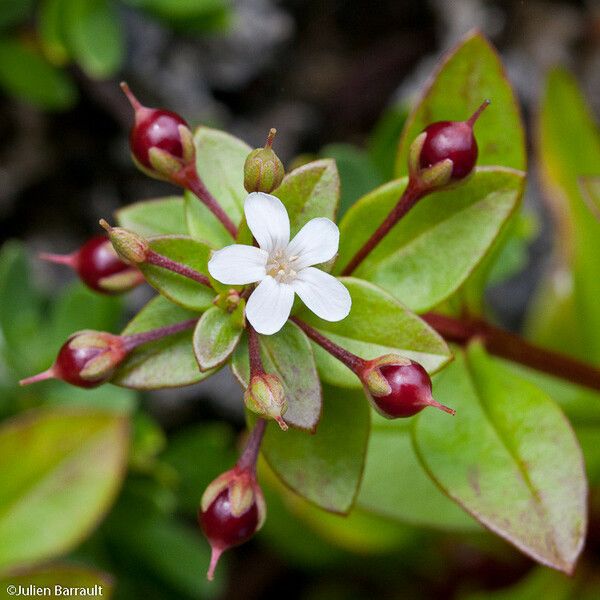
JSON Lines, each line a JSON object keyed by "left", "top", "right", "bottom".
{"left": 139, "top": 236, "right": 214, "bottom": 312}
{"left": 357, "top": 421, "right": 479, "bottom": 531}
{"left": 534, "top": 69, "right": 600, "bottom": 362}
{"left": 395, "top": 31, "right": 525, "bottom": 176}
{"left": 64, "top": 0, "right": 124, "bottom": 78}
{"left": 185, "top": 127, "right": 251, "bottom": 247}
{"left": 232, "top": 321, "right": 321, "bottom": 431}
{"left": 193, "top": 305, "right": 243, "bottom": 371}
{"left": 0, "top": 408, "right": 128, "bottom": 571}
{"left": 413, "top": 344, "right": 587, "bottom": 574}
{"left": 336, "top": 168, "right": 524, "bottom": 312}
{"left": 273, "top": 159, "right": 340, "bottom": 235}
{"left": 114, "top": 295, "right": 212, "bottom": 389}
{"left": 116, "top": 196, "right": 187, "bottom": 237}
{"left": 256, "top": 384, "right": 370, "bottom": 514}
{"left": 0, "top": 38, "right": 77, "bottom": 110}
{"left": 298, "top": 278, "right": 450, "bottom": 388}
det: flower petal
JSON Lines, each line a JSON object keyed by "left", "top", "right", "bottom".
{"left": 208, "top": 245, "right": 267, "bottom": 285}
{"left": 246, "top": 276, "right": 295, "bottom": 335}
{"left": 287, "top": 218, "right": 339, "bottom": 269}
{"left": 292, "top": 267, "right": 351, "bottom": 322}
{"left": 245, "top": 192, "right": 290, "bottom": 253}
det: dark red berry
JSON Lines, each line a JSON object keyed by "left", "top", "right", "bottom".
{"left": 419, "top": 100, "right": 489, "bottom": 181}
{"left": 200, "top": 489, "right": 260, "bottom": 552}
{"left": 121, "top": 82, "right": 189, "bottom": 169}
{"left": 77, "top": 236, "right": 134, "bottom": 292}
{"left": 199, "top": 467, "right": 265, "bottom": 580}
{"left": 52, "top": 339, "right": 106, "bottom": 388}
{"left": 129, "top": 108, "right": 187, "bottom": 169}
{"left": 19, "top": 331, "right": 126, "bottom": 389}
{"left": 369, "top": 360, "right": 455, "bottom": 419}
{"left": 40, "top": 236, "right": 142, "bottom": 295}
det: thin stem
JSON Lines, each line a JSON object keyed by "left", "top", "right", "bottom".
{"left": 340, "top": 180, "right": 425, "bottom": 275}
{"left": 291, "top": 317, "right": 366, "bottom": 373}
{"left": 146, "top": 250, "right": 212, "bottom": 288}
{"left": 39, "top": 252, "right": 77, "bottom": 267}
{"left": 423, "top": 312, "right": 600, "bottom": 392}
{"left": 176, "top": 166, "right": 238, "bottom": 238}
{"left": 237, "top": 418, "right": 267, "bottom": 473}
{"left": 122, "top": 318, "right": 198, "bottom": 352}
{"left": 247, "top": 323, "right": 263, "bottom": 378}
{"left": 265, "top": 128, "right": 277, "bottom": 148}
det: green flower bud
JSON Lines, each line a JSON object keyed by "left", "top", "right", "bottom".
{"left": 244, "top": 128, "right": 285, "bottom": 193}
{"left": 244, "top": 373, "right": 288, "bottom": 430}
{"left": 99, "top": 219, "right": 149, "bottom": 265}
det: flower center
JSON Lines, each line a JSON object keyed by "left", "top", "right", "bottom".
{"left": 266, "top": 249, "right": 300, "bottom": 283}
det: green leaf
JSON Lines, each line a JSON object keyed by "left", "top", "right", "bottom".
{"left": 298, "top": 278, "right": 450, "bottom": 388}
{"left": 461, "top": 566, "right": 576, "bottom": 600}
{"left": 126, "top": 0, "right": 227, "bottom": 20}
{"left": 162, "top": 422, "right": 236, "bottom": 515}
{"left": 273, "top": 159, "right": 340, "bottom": 234}
{"left": 319, "top": 147, "right": 380, "bottom": 218}
{"left": 367, "top": 105, "right": 408, "bottom": 180}
{"left": 184, "top": 127, "right": 251, "bottom": 247}
{"left": 106, "top": 491, "right": 223, "bottom": 598}
{"left": 395, "top": 32, "right": 525, "bottom": 176}
{"left": 0, "top": 0, "right": 34, "bottom": 30}
{"left": 38, "top": 0, "right": 71, "bottom": 65}
{"left": 336, "top": 168, "right": 524, "bottom": 312}
{"left": 0, "top": 408, "right": 128, "bottom": 571}
{"left": 357, "top": 420, "right": 479, "bottom": 531}
{"left": 0, "top": 564, "right": 114, "bottom": 597}
{"left": 414, "top": 344, "right": 587, "bottom": 573}
{"left": 232, "top": 321, "right": 321, "bottom": 431}
{"left": 63, "top": 0, "right": 124, "bottom": 79}
{"left": 262, "top": 459, "right": 413, "bottom": 554}
{"left": 257, "top": 384, "right": 370, "bottom": 514}
{"left": 115, "top": 196, "right": 187, "bottom": 237}
{"left": 193, "top": 305, "right": 243, "bottom": 371}
{"left": 0, "top": 241, "right": 50, "bottom": 374}
{"left": 0, "top": 38, "right": 77, "bottom": 110}
{"left": 139, "top": 236, "right": 214, "bottom": 312}
{"left": 114, "top": 295, "right": 212, "bottom": 389}
{"left": 536, "top": 69, "right": 600, "bottom": 361}
{"left": 580, "top": 176, "right": 600, "bottom": 222}
{"left": 50, "top": 282, "right": 123, "bottom": 345}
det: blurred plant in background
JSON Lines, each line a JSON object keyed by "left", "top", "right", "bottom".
{"left": 0, "top": 0, "right": 231, "bottom": 110}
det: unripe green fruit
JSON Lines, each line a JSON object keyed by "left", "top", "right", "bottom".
{"left": 244, "top": 129, "right": 284, "bottom": 193}
{"left": 244, "top": 147, "right": 284, "bottom": 193}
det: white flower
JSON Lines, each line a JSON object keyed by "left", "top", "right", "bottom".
{"left": 208, "top": 192, "right": 351, "bottom": 335}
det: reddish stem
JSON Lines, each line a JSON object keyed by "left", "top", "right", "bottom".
{"left": 39, "top": 252, "right": 78, "bottom": 267}
{"left": 122, "top": 318, "right": 198, "bottom": 352}
{"left": 237, "top": 418, "right": 267, "bottom": 474}
{"left": 290, "top": 317, "right": 366, "bottom": 373}
{"left": 146, "top": 250, "right": 212, "bottom": 288}
{"left": 423, "top": 312, "right": 600, "bottom": 392}
{"left": 174, "top": 165, "right": 238, "bottom": 238}
{"left": 340, "top": 179, "right": 425, "bottom": 275}
{"left": 467, "top": 99, "right": 491, "bottom": 127}
{"left": 247, "top": 323, "right": 263, "bottom": 378}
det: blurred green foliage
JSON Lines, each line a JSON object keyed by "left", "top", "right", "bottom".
{"left": 0, "top": 0, "right": 231, "bottom": 110}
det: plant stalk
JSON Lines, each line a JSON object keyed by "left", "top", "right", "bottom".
{"left": 290, "top": 317, "right": 366, "bottom": 373}
{"left": 175, "top": 166, "right": 238, "bottom": 238}
{"left": 423, "top": 312, "right": 600, "bottom": 392}
{"left": 340, "top": 179, "right": 425, "bottom": 275}
{"left": 122, "top": 318, "right": 198, "bottom": 351}
{"left": 237, "top": 418, "right": 267, "bottom": 473}
{"left": 146, "top": 250, "right": 212, "bottom": 288}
